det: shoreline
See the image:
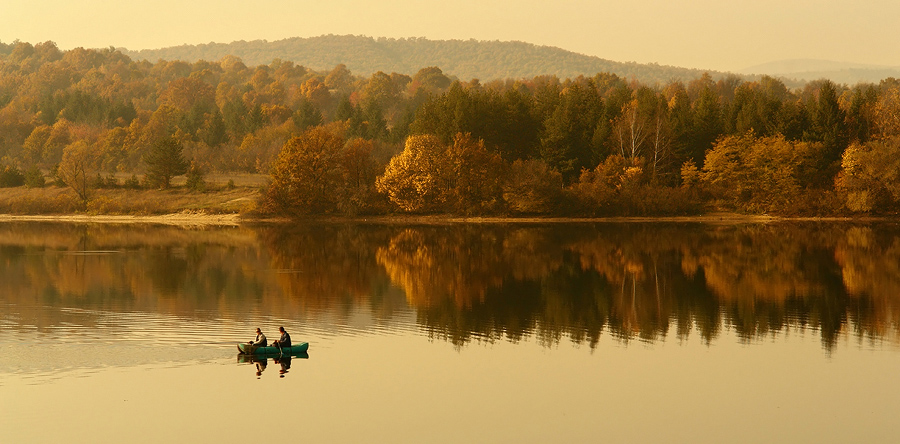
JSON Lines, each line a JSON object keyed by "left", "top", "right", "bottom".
{"left": 0, "top": 212, "right": 874, "bottom": 226}
{"left": 0, "top": 212, "right": 243, "bottom": 226}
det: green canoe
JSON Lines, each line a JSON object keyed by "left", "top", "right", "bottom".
{"left": 238, "top": 342, "right": 309, "bottom": 355}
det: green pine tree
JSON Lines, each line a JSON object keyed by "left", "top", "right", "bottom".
{"left": 143, "top": 136, "right": 188, "bottom": 189}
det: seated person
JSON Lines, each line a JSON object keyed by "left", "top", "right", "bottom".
{"left": 249, "top": 328, "right": 267, "bottom": 347}
{"left": 272, "top": 326, "right": 291, "bottom": 348}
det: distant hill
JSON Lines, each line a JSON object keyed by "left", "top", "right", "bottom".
{"left": 739, "top": 59, "right": 900, "bottom": 85}
{"left": 121, "top": 35, "right": 730, "bottom": 84}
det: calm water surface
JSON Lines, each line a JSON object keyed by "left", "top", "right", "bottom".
{"left": 1, "top": 221, "right": 899, "bottom": 443}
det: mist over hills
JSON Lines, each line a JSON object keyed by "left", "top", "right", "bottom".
{"left": 121, "top": 35, "right": 730, "bottom": 84}
{"left": 739, "top": 59, "right": 900, "bottom": 85}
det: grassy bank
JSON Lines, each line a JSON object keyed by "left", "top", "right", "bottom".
{"left": 0, "top": 185, "right": 260, "bottom": 216}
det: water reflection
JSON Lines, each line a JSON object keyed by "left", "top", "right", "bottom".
{"left": 2, "top": 221, "right": 899, "bottom": 351}
{"left": 237, "top": 353, "right": 307, "bottom": 378}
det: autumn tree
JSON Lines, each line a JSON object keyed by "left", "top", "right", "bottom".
{"left": 411, "top": 66, "right": 451, "bottom": 94}
{"left": 701, "top": 134, "right": 821, "bottom": 213}
{"left": 611, "top": 87, "right": 673, "bottom": 182}
{"left": 324, "top": 64, "right": 354, "bottom": 97}
{"left": 875, "top": 81, "right": 900, "bottom": 139}
{"left": 569, "top": 155, "right": 641, "bottom": 214}
{"left": 376, "top": 134, "right": 448, "bottom": 212}
{"left": 445, "top": 133, "right": 504, "bottom": 213}
{"left": 612, "top": 88, "right": 655, "bottom": 161}
{"left": 339, "top": 137, "right": 382, "bottom": 213}
{"left": 264, "top": 126, "right": 345, "bottom": 214}
{"left": 835, "top": 136, "right": 900, "bottom": 212}
{"left": 56, "top": 140, "right": 98, "bottom": 204}
{"left": 502, "top": 159, "right": 563, "bottom": 214}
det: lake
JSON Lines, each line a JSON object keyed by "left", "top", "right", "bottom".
{"left": 1, "top": 221, "right": 899, "bottom": 443}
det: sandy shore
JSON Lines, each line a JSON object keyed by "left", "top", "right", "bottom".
{"left": 0, "top": 211, "right": 863, "bottom": 226}
{"left": 0, "top": 212, "right": 243, "bottom": 226}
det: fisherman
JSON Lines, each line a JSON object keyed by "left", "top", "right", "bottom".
{"left": 272, "top": 326, "right": 291, "bottom": 348}
{"left": 248, "top": 327, "right": 267, "bottom": 347}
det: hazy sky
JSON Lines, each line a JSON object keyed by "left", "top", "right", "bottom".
{"left": 2, "top": 0, "right": 898, "bottom": 72}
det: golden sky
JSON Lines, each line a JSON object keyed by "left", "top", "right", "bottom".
{"left": 2, "top": 0, "right": 898, "bottom": 71}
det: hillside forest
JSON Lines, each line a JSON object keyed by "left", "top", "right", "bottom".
{"left": 1, "top": 41, "right": 900, "bottom": 217}
{"left": 120, "top": 35, "right": 729, "bottom": 87}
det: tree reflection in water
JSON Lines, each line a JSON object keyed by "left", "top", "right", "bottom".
{"left": 1, "top": 221, "right": 899, "bottom": 351}
{"left": 368, "top": 222, "right": 900, "bottom": 350}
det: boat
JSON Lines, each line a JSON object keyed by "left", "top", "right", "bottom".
{"left": 238, "top": 342, "right": 309, "bottom": 355}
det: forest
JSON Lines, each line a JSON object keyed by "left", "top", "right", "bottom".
{"left": 1, "top": 40, "right": 900, "bottom": 217}
{"left": 121, "top": 35, "right": 726, "bottom": 86}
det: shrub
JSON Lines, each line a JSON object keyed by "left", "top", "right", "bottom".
{"left": 123, "top": 174, "right": 141, "bottom": 189}
{"left": 185, "top": 161, "right": 206, "bottom": 192}
{"left": 0, "top": 165, "right": 25, "bottom": 187}
{"left": 23, "top": 166, "right": 45, "bottom": 188}
{"left": 615, "top": 186, "right": 703, "bottom": 216}
{"left": 92, "top": 173, "right": 106, "bottom": 189}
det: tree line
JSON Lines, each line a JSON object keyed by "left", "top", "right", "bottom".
{"left": 1, "top": 41, "right": 900, "bottom": 215}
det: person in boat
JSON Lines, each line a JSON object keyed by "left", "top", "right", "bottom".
{"left": 249, "top": 328, "right": 267, "bottom": 347}
{"left": 272, "top": 326, "right": 291, "bottom": 348}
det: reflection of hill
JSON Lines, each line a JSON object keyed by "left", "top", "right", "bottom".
{"left": 2, "top": 222, "right": 899, "bottom": 350}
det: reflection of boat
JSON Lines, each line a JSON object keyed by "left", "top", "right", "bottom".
{"left": 236, "top": 352, "right": 309, "bottom": 364}
{"left": 237, "top": 352, "right": 306, "bottom": 378}
{"left": 237, "top": 342, "right": 309, "bottom": 355}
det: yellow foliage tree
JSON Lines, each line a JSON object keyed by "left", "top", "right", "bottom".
{"left": 56, "top": 140, "right": 98, "bottom": 205}
{"left": 701, "top": 133, "right": 820, "bottom": 213}
{"left": 376, "top": 134, "right": 448, "bottom": 212}
{"left": 835, "top": 137, "right": 900, "bottom": 212}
